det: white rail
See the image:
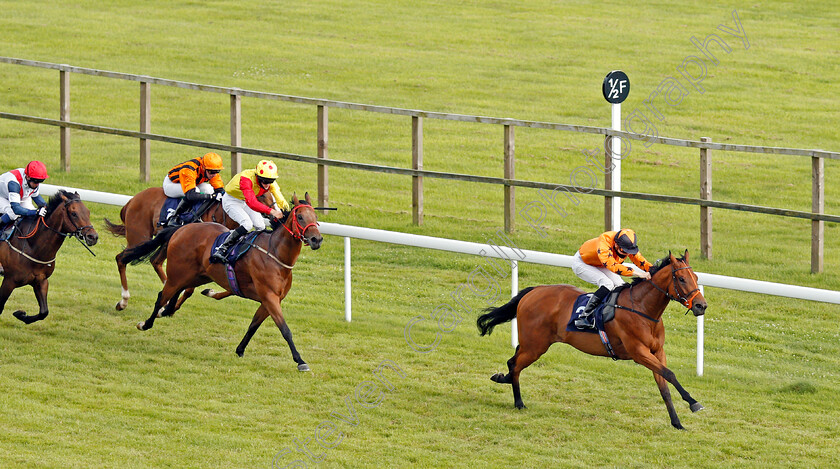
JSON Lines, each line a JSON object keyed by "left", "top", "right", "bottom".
{"left": 43, "top": 184, "right": 840, "bottom": 376}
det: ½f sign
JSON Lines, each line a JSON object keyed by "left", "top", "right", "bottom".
{"left": 602, "top": 70, "right": 630, "bottom": 104}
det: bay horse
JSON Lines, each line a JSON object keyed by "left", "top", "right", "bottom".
{"left": 104, "top": 187, "right": 273, "bottom": 311}
{"left": 120, "top": 193, "right": 322, "bottom": 371}
{"left": 0, "top": 190, "right": 99, "bottom": 324}
{"left": 477, "top": 250, "right": 707, "bottom": 429}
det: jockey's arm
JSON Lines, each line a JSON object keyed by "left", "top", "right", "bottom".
{"left": 269, "top": 183, "right": 291, "bottom": 212}
{"left": 32, "top": 194, "right": 46, "bottom": 208}
{"left": 629, "top": 253, "right": 652, "bottom": 272}
{"left": 6, "top": 181, "right": 39, "bottom": 216}
{"left": 183, "top": 187, "right": 212, "bottom": 202}
{"left": 239, "top": 178, "right": 272, "bottom": 215}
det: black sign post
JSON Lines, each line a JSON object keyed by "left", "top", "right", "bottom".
{"left": 602, "top": 70, "right": 630, "bottom": 104}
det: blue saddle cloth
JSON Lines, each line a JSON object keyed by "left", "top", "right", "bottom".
{"left": 566, "top": 293, "right": 607, "bottom": 333}
{"left": 209, "top": 230, "right": 262, "bottom": 264}
{"left": 158, "top": 198, "right": 203, "bottom": 226}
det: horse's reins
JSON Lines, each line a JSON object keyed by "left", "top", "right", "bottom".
{"left": 251, "top": 204, "right": 319, "bottom": 270}
{"left": 616, "top": 263, "right": 701, "bottom": 323}
{"left": 5, "top": 198, "right": 96, "bottom": 264}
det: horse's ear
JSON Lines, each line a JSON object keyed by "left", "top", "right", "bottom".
{"left": 291, "top": 193, "right": 299, "bottom": 206}
{"left": 668, "top": 250, "right": 675, "bottom": 263}
{"left": 683, "top": 249, "right": 690, "bottom": 264}
{"left": 304, "top": 192, "right": 311, "bottom": 205}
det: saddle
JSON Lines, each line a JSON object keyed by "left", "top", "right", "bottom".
{"left": 158, "top": 198, "right": 204, "bottom": 226}
{"left": 209, "top": 230, "right": 262, "bottom": 265}
{"left": 0, "top": 218, "right": 21, "bottom": 241}
{"left": 566, "top": 289, "right": 622, "bottom": 333}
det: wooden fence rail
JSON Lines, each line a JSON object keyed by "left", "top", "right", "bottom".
{"left": 1, "top": 57, "right": 837, "bottom": 272}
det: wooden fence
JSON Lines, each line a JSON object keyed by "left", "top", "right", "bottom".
{"left": 1, "top": 57, "right": 838, "bottom": 272}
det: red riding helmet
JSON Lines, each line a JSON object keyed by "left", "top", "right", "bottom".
{"left": 25, "top": 160, "right": 49, "bottom": 180}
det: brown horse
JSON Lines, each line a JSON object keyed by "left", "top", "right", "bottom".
{"left": 104, "top": 187, "right": 272, "bottom": 311}
{"left": 0, "top": 190, "right": 99, "bottom": 324}
{"left": 477, "top": 250, "right": 707, "bottom": 429}
{"left": 120, "top": 193, "right": 322, "bottom": 371}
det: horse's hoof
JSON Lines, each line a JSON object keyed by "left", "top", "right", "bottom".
{"left": 12, "top": 310, "right": 27, "bottom": 322}
{"left": 514, "top": 402, "right": 526, "bottom": 410}
{"left": 201, "top": 289, "right": 214, "bottom": 297}
{"left": 297, "top": 363, "right": 310, "bottom": 372}
{"left": 490, "top": 373, "right": 505, "bottom": 383}
{"left": 235, "top": 350, "right": 244, "bottom": 358}
{"left": 115, "top": 302, "right": 126, "bottom": 311}
{"left": 690, "top": 402, "right": 705, "bottom": 413}
{"left": 136, "top": 321, "right": 145, "bottom": 330}
{"left": 672, "top": 422, "right": 685, "bottom": 430}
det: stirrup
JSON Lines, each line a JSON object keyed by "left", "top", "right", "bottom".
{"left": 210, "top": 247, "right": 229, "bottom": 262}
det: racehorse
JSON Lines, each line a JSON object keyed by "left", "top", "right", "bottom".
{"left": 477, "top": 250, "right": 707, "bottom": 429}
{"left": 0, "top": 190, "right": 98, "bottom": 324}
{"left": 104, "top": 187, "right": 272, "bottom": 311}
{"left": 120, "top": 193, "right": 322, "bottom": 371}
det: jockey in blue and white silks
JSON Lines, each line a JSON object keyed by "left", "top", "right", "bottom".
{"left": 0, "top": 161, "right": 49, "bottom": 225}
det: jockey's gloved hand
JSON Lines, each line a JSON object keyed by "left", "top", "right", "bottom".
{"left": 213, "top": 192, "right": 223, "bottom": 202}
{"left": 214, "top": 187, "right": 225, "bottom": 195}
{"left": 36, "top": 206, "right": 47, "bottom": 217}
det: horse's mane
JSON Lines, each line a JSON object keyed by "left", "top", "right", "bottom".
{"left": 45, "top": 190, "right": 79, "bottom": 216}
{"left": 626, "top": 252, "right": 684, "bottom": 287}
{"left": 267, "top": 199, "right": 312, "bottom": 231}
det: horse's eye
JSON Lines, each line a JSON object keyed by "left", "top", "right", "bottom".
{"left": 679, "top": 277, "right": 687, "bottom": 283}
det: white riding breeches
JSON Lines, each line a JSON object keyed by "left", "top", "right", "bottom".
{"left": 571, "top": 251, "right": 625, "bottom": 290}
{"left": 221, "top": 193, "right": 265, "bottom": 231}
{"left": 162, "top": 176, "right": 214, "bottom": 198}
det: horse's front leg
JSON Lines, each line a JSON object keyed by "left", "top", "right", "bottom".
{"left": 201, "top": 288, "right": 233, "bottom": 301}
{"left": 235, "top": 304, "right": 270, "bottom": 357}
{"left": 13, "top": 278, "right": 49, "bottom": 324}
{"left": 0, "top": 276, "right": 18, "bottom": 316}
{"left": 628, "top": 344, "right": 702, "bottom": 429}
{"left": 115, "top": 251, "right": 131, "bottom": 311}
{"left": 263, "top": 297, "right": 308, "bottom": 371}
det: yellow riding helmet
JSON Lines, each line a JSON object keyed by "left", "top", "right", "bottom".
{"left": 202, "top": 152, "right": 224, "bottom": 171}
{"left": 255, "top": 160, "right": 278, "bottom": 180}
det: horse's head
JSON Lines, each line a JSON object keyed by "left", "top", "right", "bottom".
{"left": 46, "top": 190, "right": 99, "bottom": 246}
{"left": 287, "top": 192, "right": 322, "bottom": 250}
{"left": 649, "top": 250, "right": 706, "bottom": 316}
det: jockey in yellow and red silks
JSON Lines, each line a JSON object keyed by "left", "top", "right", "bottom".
{"left": 0, "top": 161, "right": 49, "bottom": 225}
{"left": 210, "top": 160, "right": 291, "bottom": 262}
{"left": 571, "top": 229, "right": 653, "bottom": 327}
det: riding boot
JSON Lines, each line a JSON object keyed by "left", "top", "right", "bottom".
{"left": 165, "top": 199, "right": 191, "bottom": 227}
{"left": 211, "top": 226, "right": 248, "bottom": 263}
{"left": 575, "top": 285, "right": 610, "bottom": 328}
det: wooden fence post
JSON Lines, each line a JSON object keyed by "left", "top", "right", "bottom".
{"left": 139, "top": 82, "right": 151, "bottom": 182}
{"left": 317, "top": 105, "right": 329, "bottom": 211}
{"left": 812, "top": 154, "right": 824, "bottom": 273}
{"left": 230, "top": 91, "right": 242, "bottom": 176}
{"left": 59, "top": 68, "right": 70, "bottom": 171}
{"left": 700, "top": 137, "right": 712, "bottom": 259}
{"left": 504, "top": 124, "right": 515, "bottom": 233}
{"left": 412, "top": 115, "right": 424, "bottom": 225}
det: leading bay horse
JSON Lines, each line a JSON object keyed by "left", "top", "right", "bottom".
{"left": 477, "top": 250, "right": 707, "bottom": 429}
{"left": 120, "top": 193, "right": 322, "bottom": 371}
{"left": 0, "top": 190, "right": 99, "bottom": 324}
{"left": 104, "top": 187, "right": 273, "bottom": 311}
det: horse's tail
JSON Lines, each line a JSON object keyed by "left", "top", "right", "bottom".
{"left": 477, "top": 286, "right": 536, "bottom": 336}
{"left": 121, "top": 226, "right": 180, "bottom": 265}
{"left": 103, "top": 218, "right": 126, "bottom": 237}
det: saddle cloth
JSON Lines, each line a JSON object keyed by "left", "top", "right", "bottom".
{"left": 209, "top": 230, "right": 261, "bottom": 264}
{"left": 158, "top": 198, "right": 203, "bottom": 226}
{"left": 566, "top": 289, "right": 621, "bottom": 333}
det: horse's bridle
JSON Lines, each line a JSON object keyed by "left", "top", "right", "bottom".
{"left": 282, "top": 204, "right": 318, "bottom": 245}
{"left": 648, "top": 263, "right": 702, "bottom": 310}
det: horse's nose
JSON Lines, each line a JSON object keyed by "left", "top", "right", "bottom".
{"left": 692, "top": 302, "right": 707, "bottom": 316}
{"left": 309, "top": 235, "right": 322, "bottom": 250}
{"left": 86, "top": 232, "right": 99, "bottom": 246}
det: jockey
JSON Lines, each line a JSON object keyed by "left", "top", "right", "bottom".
{"left": 210, "top": 160, "right": 291, "bottom": 262}
{"left": 0, "top": 161, "right": 49, "bottom": 226}
{"left": 571, "top": 228, "right": 652, "bottom": 328}
{"left": 163, "top": 152, "right": 226, "bottom": 226}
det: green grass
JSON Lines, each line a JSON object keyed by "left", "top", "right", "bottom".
{"left": 1, "top": 1, "right": 839, "bottom": 468}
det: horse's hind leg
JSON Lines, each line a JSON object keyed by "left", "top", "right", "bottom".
{"left": 137, "top": 287, "right": 182, "bottom": 331}
{"left": 161, "top": 288, "right": 195, "bottom": 317}
{"left": 235, "top": 305, "right": 270, "bottom": 357}
{"left": 263, "top": 298, "right": 309, "bottom": 371}
{"left": 201, "top": 289, "right": 233, "bottom": 301}
{"left": 115, "top": 251, "right": 131, "bottom": 311}
{"left": 492, "top": 337, "right": 552, "bottom": 409}
{"left": 13, "top": 279, "right": 49, "bottom": 324}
